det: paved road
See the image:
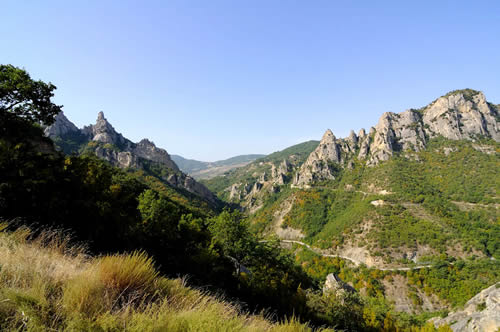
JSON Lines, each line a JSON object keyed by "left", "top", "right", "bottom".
{"left": 278, "top": 239, "right": 433, "bottom": 271}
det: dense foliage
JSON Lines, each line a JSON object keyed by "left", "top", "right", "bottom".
{"left": 0, "top": 64, "right": 62, "bottom": 125}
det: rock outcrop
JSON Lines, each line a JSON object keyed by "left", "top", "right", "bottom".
{"left": 431, "top": 283, "right": 500, "bottom": 332}
{"left": 45, "top": 111, "right": 216, "bottom": 204}
{"left": 81, "top": 111, "right": 129, "bottom": 147}
{"left": 294, "top": 90, "right": 500, "bottom": 186}
{"left": 44, "top": 111, "right": 79, "bottom": 137}
{"left": 133, "top": 139, "right": 179, "bottom": 172}
{"left": 323, "top": 273, "right": 356, "bottom": 296}
{"left": 294, "top": 129, "right": 341, "bottom": 185}
{"left": 166, "top": 173, "right": 218, "bottom": 204}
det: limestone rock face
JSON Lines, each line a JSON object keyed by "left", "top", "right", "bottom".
{"left": 368, "top": 110, "right": 426, "bottom": 165}
{"left": 346, "top": 130, "right": 358, "bottom": 151}
{"left": 82, "top": 112, "right": 129, "bottom": 147}
{"left": 271, "top": 159, "right": 291, "bottom": 185}
{"left": 423, "top": 92, "right": 499, "bottom": 141}
{"left": 431, "top": 283, "right": 500, "bottom": 332}
{"left": 133, "top": 139, "right": 179, "bottom": 172}
{"left": 229, "top": 184, "right": 241, "bottom": 200}
{"left": 323, "top": 273, "right": 355, "bottom": 296}
{"left": 44, "top": 111, "right": 80, "bottom": 138}
{"left": 167, "top": 173, "right": 218, "bottom": 204}
{"left": 45, "top": 111, "right": 217, "bottom": 205}
{"left": 293, "top": 129, "right": 341, "bottom": 185}
{"left": 295, "top": 90, "right": 499, "bottom": 185}
{"left": 94, "top": 146, "right": 140, "bottom": 169}
{"left": 357, "top": 128, "right": 371, "bottom": 160}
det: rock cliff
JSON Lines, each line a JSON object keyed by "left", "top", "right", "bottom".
{"left": 294, "top": 89, "right": 500, "bottom": 186}
{"left": 44, "top": 111, "right": 79, "bottom": 137}
{"left": 431, "top": 283, "right": 500, "bottom": 332}
{"left": 45, "top": 111, "right": 216, "bottom": 204}
{"left": 294, "top": 129, "right": 341, "bottom": 185}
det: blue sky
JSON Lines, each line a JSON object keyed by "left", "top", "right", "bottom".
{"left": 2, "top": 1, "right": 499, "bottom": 161}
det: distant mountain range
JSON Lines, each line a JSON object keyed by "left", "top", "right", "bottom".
{"left": 171, "top": 154, "right": 265, "bottom": 179}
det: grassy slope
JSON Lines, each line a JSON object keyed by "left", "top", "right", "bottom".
{"left": 0, "top": 225, "right": 331, "bottom": 332}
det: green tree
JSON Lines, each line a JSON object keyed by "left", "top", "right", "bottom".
{"left": 0, "top": 64, "right": 62, "bottom": 125}
{"left": 208, "top": 209, "right": 254, "bottom": 273}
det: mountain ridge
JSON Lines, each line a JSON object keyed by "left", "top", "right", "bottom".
{"left": 171, "top": 153, "right": 265, "bottom": 179}
{"left": 45, "top": 111, "right": 219, "bottom": 206}
{"left": 202, "top": 89, "right": 499, "bottom": 271}
{"left": 294, "top": 89, "right": 499, "bottom": 186}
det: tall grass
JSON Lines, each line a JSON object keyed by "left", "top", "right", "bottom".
{"left": 0, "top": 224, "right": 334, "bottom": 331}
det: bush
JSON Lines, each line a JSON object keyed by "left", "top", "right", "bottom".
{"left": 63, "top": 251, "right": 161, "bottom": 317}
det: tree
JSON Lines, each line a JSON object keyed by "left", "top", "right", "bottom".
{"left": 0, "top": 64, "right": 62, "bottom": 125}
{"left": 208, "top": 209, "right": 254, "bottom": 271}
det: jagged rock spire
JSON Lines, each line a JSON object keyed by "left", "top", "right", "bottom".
{"left": 293, "top": 129, "right": 341, "bottom": 186}
{"left": 321, "top": 129, "right": 335, "bottom": 142}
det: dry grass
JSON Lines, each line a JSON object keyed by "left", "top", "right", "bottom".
{"left": 0, "top": 224, "right": 334, "bottom": 331}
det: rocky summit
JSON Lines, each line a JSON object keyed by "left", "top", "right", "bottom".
{"left": 293, "top": 89, "right": 500, "bottom": 186}
{"left": 45, "top": 111, "right": 217, "bottom": 204}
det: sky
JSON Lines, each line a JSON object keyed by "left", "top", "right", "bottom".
{"left": 2, "top": 1, "right": 500, "bottom": 161}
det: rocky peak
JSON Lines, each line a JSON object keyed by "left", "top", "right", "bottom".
{"left": 80, "top": 111, "right": 128, "bottom": 147}
{"left": 44, "top": 111, "right": 79, "bottom": 138}
{"left": 293, "top": 129, "right": 341, "bottom": 186}
{"left": 347, "top": 130, "right": 358, "bottom": 144}
{"left": 294, "top": 89, "right": 499, "bottom": 185}
{"left": 138, "top": 138, "right": 155, "bottom": 146}
{"left": 133, "top": 138, "right": 179, "bottom": 172}
{"left": 92, "top": 112, "right": 122, "bottom": 144}
{"left": 321, "top": 129, "right": 335, "bottom": 142}
{"left": 44, "top": 111, "right": 219, "bottom": 204}
{"left": 423, "top": 90, "right": 499, "bottom": 141}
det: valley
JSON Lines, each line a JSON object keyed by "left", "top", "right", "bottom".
{"left": 1, "top": 65, "right": 499, "bottom": 332}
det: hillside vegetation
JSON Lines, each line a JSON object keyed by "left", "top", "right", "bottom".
{"left": 0, "top": 225, "right": 328, "bottom": 332}
{"left": 274, "top": 138, "right": 499, "bottom": 260}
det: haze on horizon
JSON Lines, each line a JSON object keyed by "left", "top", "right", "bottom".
{"left": 2, "top": 1, "right": 500, "bottom": 161}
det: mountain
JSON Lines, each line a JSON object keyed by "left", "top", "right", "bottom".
{"left": 293, "top": 89, "right": 499, "bottom": 186}
{"left": 205, "top": 89, "right": 499, "bottom": 263}
{"left": 201, "top": 89, "right": 500, "bottom": 316}
{"left": 171, "top": 154, "right": 265, "bottom": 179}
{"left": 45, "top": 111, "right": 219, "bottom": 207}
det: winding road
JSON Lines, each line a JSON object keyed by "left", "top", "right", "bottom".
{"left": 277, "top": 239, "right": 434, "bottom": 272}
